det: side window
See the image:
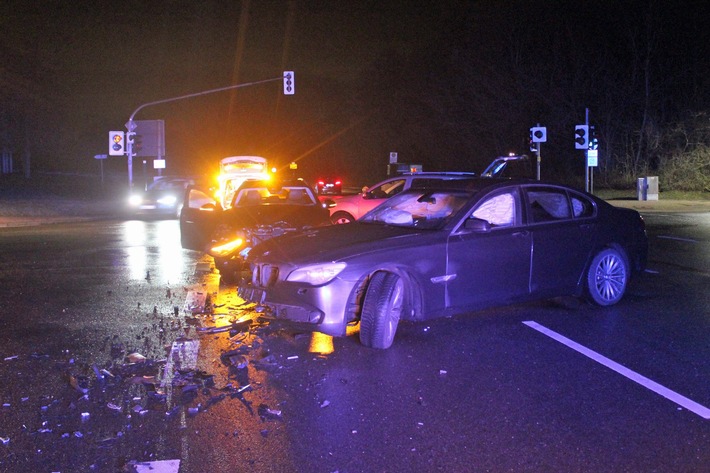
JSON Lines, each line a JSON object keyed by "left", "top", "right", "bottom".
{"left": 471, "top": 191, "right": 517, "bottom": 227}
{"left": 526, "top": 188, "right": 571, "bottom": 223}
{"left": 370, "top": 179, "right": 405, "bottom": 198}
{"left": 570, "top": 193, "right": 595, "bottom": 218}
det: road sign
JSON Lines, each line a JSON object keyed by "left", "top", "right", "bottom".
{"left": 530, "top": 126, "right": 547, "bottom": 142}
{"left": 587, "top": 149, "right": 598, "bottom": 167}
{"left": 389, "top": 152, "right": 398, "bottom": 163}
{"left": 575, "top": 125, "right": 589, "bottom": 149}
{"left": 109, "top": 131, "right": 125, "bottom": 156}
{"left": 94, "top": 154, "right": 108, "bottom": 160}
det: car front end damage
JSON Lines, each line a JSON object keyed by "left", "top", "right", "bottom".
{"left": 238, "top": 260, "right": 364, "bottom": 337}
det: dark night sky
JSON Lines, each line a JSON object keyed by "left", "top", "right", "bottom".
{"left": 2, "top": 0, "right": 709, "bottom": 186}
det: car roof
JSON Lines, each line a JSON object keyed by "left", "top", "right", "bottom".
{"left": 398, "top": 172, "right": 477, "bottom": 177}
{"left": 237, "top": 178, "right": 312, "bottom": 189}
{"left": 406, "top": 176, "right": 583, "bottom": 191}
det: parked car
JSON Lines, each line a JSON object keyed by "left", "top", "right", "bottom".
{"left": 127, "top": 176, "right": 196, "bottom": 218}
{"left": 180, "top": 179, "right": 330, "bottom": 283}
{"left": 238, "top": 178, "right": 648, "bottom": 349}
{"left": 315, "top": 178, "right": 343, "bottom": 195}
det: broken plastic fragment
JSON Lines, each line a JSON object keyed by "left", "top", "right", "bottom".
{"left": 68, "top": 374, "right": 90, "bottom": 394}
{"left": 133, "top": 459, "right": 181, "bottom": 473}
{"left": 0, "top": 437, "right": 9, "bottom": 445}
{"left": 127, "top": 353, "right": 147, "bottom": 363}
{"left": 258, "top": 403, "right": 282, "bottom": 421}
{"left": 107, "top": 402, "right": 122, "bottom": 412}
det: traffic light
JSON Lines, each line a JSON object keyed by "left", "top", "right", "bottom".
{"left": 109, "top": 131, "right": 125, "bottom": 156}
{"left": 588, "top": 126, "right": 598, "bottom": 150}
{"left": 283, "top": 71, "right": 295, "bottom": 95}
{"left": 134, "top": 134, "right": 143, "bottom": 154}
{"left": 574, "top": 125, "right": 588, "bottom": 149}
{"left": 529, "top": 130, "right": 538, "bottom": 152}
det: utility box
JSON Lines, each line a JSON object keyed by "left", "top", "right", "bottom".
{"left": 637, "top": 176, "right": 659, "bottom": 201}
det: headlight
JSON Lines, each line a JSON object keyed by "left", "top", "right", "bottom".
{"left": 210, "top": 238, "right": 244, "bottom": 257}
{"left": 286, "top": 262, "right": 346, "bottom": 285}
{"left": 128, "top": 194, "right": 142, "bottom": 206}
{"left": 157, "top": 195, "right": 177, "bottom": 206}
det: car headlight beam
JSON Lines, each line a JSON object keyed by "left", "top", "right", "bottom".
{"left": 286, "top": 262, "right": 346, "bottom": 286}
{"left": 210, "top": 238, "right": 244, "bottom": 257}
{"left": 157, "top": 195, "right": 177, "bottom": 205}
{"left": 128, "top": 194, "right": 142, "bottom": 206}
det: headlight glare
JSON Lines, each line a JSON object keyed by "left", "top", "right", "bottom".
{"left": 128, "top": 194, "right": 142, "bottom": 206}
{"left": 210, "top": 238, "right": 244, "bottom": 256}
{"left": 157, "top": 195, "right": 177, "bottom": 205}
{"left": 286, "top": 262, "right": 346, "bottom": 285}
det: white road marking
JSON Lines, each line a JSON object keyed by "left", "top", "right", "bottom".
{"left": 523, "top": 320, "right": 710, "bottom": 419}
{"left": 657, "top": 235, "right": 698, "bottom": 243}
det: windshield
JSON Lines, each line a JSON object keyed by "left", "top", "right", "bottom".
{"left": 360, "top": 189, "right": 471, "bottom": 229}
{"left": 234, "top": 186, "right": 317, "bottom": 206}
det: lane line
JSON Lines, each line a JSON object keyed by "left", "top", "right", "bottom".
{"left": 657, "top": 235, "right": 698, "bottom": 243}
{"left": 523, "top": 320, "right": 710, "bottom": 419}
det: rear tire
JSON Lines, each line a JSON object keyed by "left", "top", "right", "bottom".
{"left": 360, "top": 272, "right": 404, "bottom": 349}
{"left": 586, "top": 248, "right": 628, "bottom": 306}
{"left": 331, "top": 211, "right": 354, "bottom": 225}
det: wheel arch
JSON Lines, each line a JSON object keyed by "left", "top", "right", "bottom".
{"left": 346, "top": 265, "right": 424, "bottom": 324}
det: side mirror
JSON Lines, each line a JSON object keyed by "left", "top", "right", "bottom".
{"left": 464, "top": 217, "right": 491, "bottom": 233}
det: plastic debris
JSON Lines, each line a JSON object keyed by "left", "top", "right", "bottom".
{"left": 258, "top": 403, "right": 282, "bottom": 421}
{"left": 3, "top": 355, "right": 18, "bottom": 361}
{"left": 126, "top": 353, "right": 147, "bottom": 363}
{"left": 1, "top": 437, "right": 9, "bottom": 445}
{"left": 161, "top": 338, "right": 200, "bottom": 388}
{"left": 320, "top": 400, "right": 330, "bottom": 408}
{"left": 68, "top": 374, "right": 90, "bottom": 394}
{"left": 107, "top": 402, "right": 122, "bottom": 412}
{"left": 132, "top": 459, "right": 181, "bottom": 473}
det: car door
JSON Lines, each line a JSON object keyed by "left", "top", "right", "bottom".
{"left": 357, "top": 178, "right": 406, "bottom": 218}
{"left": 445, "top": 187, "right": 532, "bottom": 311}
{"left": 523, "top": 185, "right": 597, "bottom": 296}
{"left": 180, "top": 186, "right": 223, "bottom": 251}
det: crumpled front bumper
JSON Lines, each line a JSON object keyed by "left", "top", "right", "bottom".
{"left": 237, "top": 278, "right": 354, "bottom": 337}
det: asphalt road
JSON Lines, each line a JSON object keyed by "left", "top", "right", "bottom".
{"left": 0, "top": 213, "right": 708, "bottom": 472}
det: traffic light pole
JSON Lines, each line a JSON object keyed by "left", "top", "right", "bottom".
{"left": 124, "top": 76, "right": 283, "bottom": 188}
{"left": 584, "top": 108, "right": 590, "bottom": 193}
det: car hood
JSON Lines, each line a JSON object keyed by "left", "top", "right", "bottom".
{"left": 225, "top": 205, "right": 329, "bottom": 228}
{"left": 247, "top": 222, "right": 437, "bottom": 264}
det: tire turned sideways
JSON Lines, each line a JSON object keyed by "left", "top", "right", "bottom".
{"left": 586, "top": 247, "right": 628, "bottom": 306}
{"left": 360, "top": 272, "right": 405, "bottom": 349}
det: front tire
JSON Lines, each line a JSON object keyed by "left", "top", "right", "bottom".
{"left": 331, "top": 211, "right": 354, "bottom": 225}
{"left": 586, "top": 248, "right": 628, "bottom": 306}
{"left": 360, "top": 272, "right": 404, "bottom": 349}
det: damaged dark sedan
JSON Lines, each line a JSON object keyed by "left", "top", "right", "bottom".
{"left": 239, "top": 178, "right": 648, "bottom": 349}
{"left": 180, "top": 179, "right": 331, "bottom": 283}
